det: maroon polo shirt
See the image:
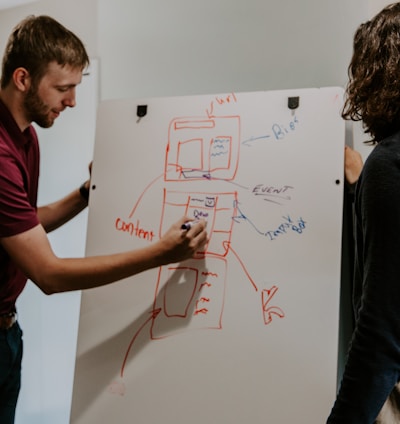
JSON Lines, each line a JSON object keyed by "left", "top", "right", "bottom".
{"left": 0, "top": 99, "right": 40, "bottom": 314}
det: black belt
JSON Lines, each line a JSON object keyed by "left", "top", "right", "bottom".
{"left": 0, "top": 311, "right": 17, "bottom": 330}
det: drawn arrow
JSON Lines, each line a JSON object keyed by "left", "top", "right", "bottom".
{"left": 120, "top": 308, "right": 162, "bottom": 377}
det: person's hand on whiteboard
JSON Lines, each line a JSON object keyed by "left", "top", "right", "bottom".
{"left": 79, "top": 161, "right": 93, "bottom": 205}
{"left": 156, "top": 216, "right": 208, "bottom": 264}
{"left": 344, "top": 146, "right": 363, "bottom": 185}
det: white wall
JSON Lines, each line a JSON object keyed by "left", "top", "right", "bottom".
{"left": 0, "top": 0, "right": 389, "bottom": 423}
{"left": 0, "top": 0, "right": 98, "bottom": 58}
{"left": 98, "top": 0, "right": 368, "bottom": 100}
{"left": 369, "top": 0, "right": 394, "bottom": 17}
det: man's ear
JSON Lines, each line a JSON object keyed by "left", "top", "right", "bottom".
{"left": 13, "top": 67, "right": 31, "bottom": 92}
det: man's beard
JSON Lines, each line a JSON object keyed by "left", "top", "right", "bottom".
{"left": 24, "top": 87, "right": 55, "bottom": 128}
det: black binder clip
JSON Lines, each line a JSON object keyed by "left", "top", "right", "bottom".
{"left": 288, "top": 96, "right": 299, "bottom": 111}
{"left": 136, "top": 105, "right": 148, "bottom": 123}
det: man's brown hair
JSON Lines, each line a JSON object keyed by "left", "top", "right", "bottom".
{"left": 1, "top": 15, "right": 89, "bottom": 89}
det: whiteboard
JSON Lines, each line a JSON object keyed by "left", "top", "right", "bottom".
{"left": 71, "top": 87, "right": 345, "bottom": 424}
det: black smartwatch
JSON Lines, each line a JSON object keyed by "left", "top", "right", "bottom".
{"left": 79, "top": 182, "right": 90, "bottom": 203}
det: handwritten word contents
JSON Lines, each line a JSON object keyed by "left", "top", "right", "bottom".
{"left": 115, "top": 218, "right": 155, "bottom": 241}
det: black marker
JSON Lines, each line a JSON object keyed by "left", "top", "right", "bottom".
{"left": 181, "top": 220, "right": 199, "bottom": 231}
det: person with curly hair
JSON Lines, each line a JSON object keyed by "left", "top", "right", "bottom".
{"left": 327, "top": 3, "right": 400, "bottom": 423}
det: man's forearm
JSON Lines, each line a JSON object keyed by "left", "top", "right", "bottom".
{"left": 37, "top": 182, "right": 89, "bottom": 232}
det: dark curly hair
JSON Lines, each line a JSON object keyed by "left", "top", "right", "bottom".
{"left": 342, "top": 2, "right": 400, "bottom": 144}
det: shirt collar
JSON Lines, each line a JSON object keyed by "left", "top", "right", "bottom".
{"left": 0, "top": 98, "right": 34, "bottom": 146}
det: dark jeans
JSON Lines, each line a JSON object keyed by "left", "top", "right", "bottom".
{"left": 0, "top": 322, "right": 23, "bottom": 424}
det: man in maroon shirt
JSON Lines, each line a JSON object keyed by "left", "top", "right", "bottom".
{"left": 0, "top": 16, "right": 207, "bottom": 423}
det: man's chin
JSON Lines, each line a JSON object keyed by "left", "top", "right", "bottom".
{"left": 34, "top": 118, "right": 55, "bottom": 129}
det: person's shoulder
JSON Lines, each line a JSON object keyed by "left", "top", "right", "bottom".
{"left": 365, "top": 134, "right": 400, "bottom": 170}
{"left": 359, "top": 136, "right": 400, "bottom": 196}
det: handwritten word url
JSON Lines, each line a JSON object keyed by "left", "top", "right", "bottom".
{"left": 206, "top": 92, "right": 237, "bottom": 117}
